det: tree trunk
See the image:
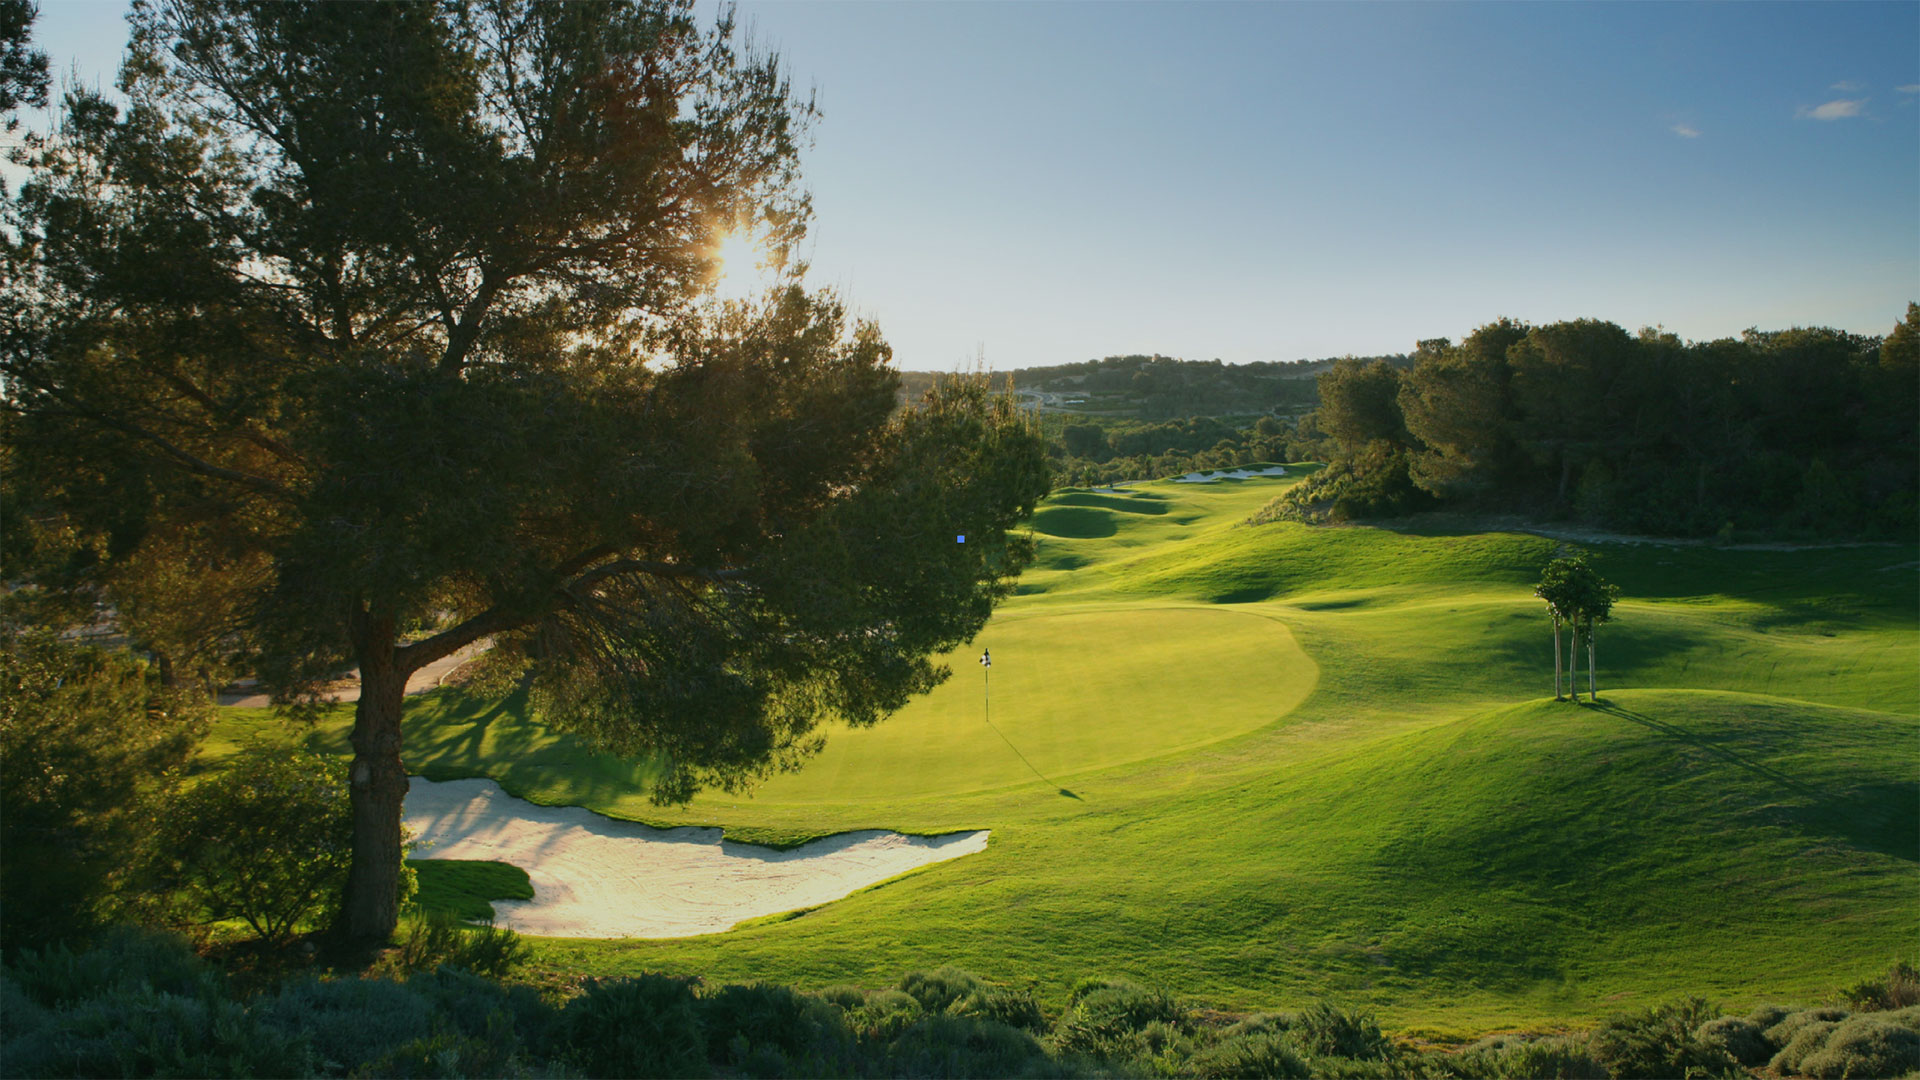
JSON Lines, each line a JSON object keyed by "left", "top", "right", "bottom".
{"left": 1569, "top": 623, "right": 1582, "bottom": 703}
{"left": 1551, "top": 613, "right": 1563, "bottom": 700}
{"left": 334, "top": 615, "right": 411, "bottom": 944}
{"left": 1588, "top": 627, "right": 1597, "bottom": 701}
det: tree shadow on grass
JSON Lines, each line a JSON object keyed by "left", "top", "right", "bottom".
{"left": 1597, "top": 701, "right": 1918, "bottom": 863}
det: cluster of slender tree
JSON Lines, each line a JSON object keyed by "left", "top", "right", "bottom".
{"left": 1303, "top": 311, "right": 1919, "bottom": 538}
{"left": 1534, "top": 556, "right": 1619, "bottom": 703}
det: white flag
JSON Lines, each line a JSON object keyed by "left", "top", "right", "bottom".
{"left": 979, "top": 649, "right": 991, "bottom": 667}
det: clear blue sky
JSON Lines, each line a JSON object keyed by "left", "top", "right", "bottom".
{"left": 21, "top": 1, "right": 1919, "bottom": 370}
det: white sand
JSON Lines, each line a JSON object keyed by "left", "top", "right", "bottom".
{"left": 403, "top": 777, "right": 990, "bottom": 939}
{"left": 1176, "top": 466, "right": 1288, "bottom": 483}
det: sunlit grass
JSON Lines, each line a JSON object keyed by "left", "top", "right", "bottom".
{"left": 211, "top": 469, "right": 1919, "bottom": 1031}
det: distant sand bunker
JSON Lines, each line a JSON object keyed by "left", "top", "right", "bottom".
{"left": 403, "top": 777, "right": 989, "bottom": 938}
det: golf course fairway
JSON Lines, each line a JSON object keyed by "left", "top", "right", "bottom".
{"left": 212, "top": 467, "right": 1919, "bottom": 1034}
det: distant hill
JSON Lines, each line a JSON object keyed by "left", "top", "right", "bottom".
{"left": 900, "top": 352, "right": 1410, "bottom": 420}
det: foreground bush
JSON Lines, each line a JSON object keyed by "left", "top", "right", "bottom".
{"left": 1587, "top": 997, "right": 1737, "bottom": 1079}
{"left": 152, "top": 748, "right": 356, "bottom": 944}
{"left": 1798, "top": 1015, "right": 1920, "bottom": 1079}
{"left": 12, "top": 938, "right": 1918, "bottom": 1080}
{"left": 0, "top": 631, "right": 205, "bottom": 952}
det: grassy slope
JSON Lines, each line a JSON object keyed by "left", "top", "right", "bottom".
{"left": 212, "top": 469, "right": 1918, "bottom": 1033}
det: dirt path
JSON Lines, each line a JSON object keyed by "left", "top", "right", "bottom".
{"left": 217, "top": 642, "right": 486, "bottom": 708}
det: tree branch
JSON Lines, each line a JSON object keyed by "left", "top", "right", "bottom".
{"left": 3, "top": 364, "right": 297, "bottom": 502}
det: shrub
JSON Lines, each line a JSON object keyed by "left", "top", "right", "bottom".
{"left": 558, "top": 974, "right": 706, "bottom": 1079}
{"left": 379, "top": 911, "right": 529, "bottom": 979}
{"left": 1186, "top": 1032, "right": 1311, "bottom": 1079}
{"left": 813, "top": 984, "right": 870, "bottom": 1012}
{"left": 843, "top": 989, "right": 925, "bottom": 1042}
{"left": 1588, "top": 997, "right": 1737, "bottom": 1080}
{"left": 952, "top": 985, "right": 1048, "bottom": 1033}
{"left": 898, "top": 967, "right": 987, "bottom": 1014}
{"left": 1769, "top": 1019, "right": 1841, "bottom": 1075}
{"left": 1693, "top": 1015, "right": 1771, "bottom": 1067}
{"left": 1051, "top": 980, "right": 1188, "bottom": 1060}
{"left": 409, "top": 965, "right": 554, "bottom": 1052}
{"left": 0, "top": 985, "right": 311, "bottom": 1078}
{"left": 1763, "top": 1005, "right": 1850, "bottom": 1048}
{"left": 886, "top": 1013, "right": 1046, "bottom": 1079}
{"left": 153, "top": 747, "right": 355, "bottom": 943}
{"left": 1884, "top": 1004, "right": 1920, "bottom": 1031}
{"left": 255, "top": 974, "right": 433, "bottom": 1072}
{"left": 1798, "top": 1016, "right": 1920, "bottom": 1080}
{"left": 0, "top": 631, "right": 205, "bottom": 952}
{"left": 699, "top": 982, "right": 816, "bottom": 1061}
{"left": 1744, "top": 1003, "right": 1795, "bottom": 1031}
{"left": 5, "top": 927, "right": 217, "bottom": 1008}
{"left": 1841, "top": 961, "right": 1920, "bottom": 1012}
{"left": 1288, "top": 1001, "right": 1390, "bottom": 1062}
{"left": 356, "top": 1027, "right": 521, "bottom": 1080}
{"left": 1451, "top": 1035, "right": 1608, "bottom": 1080}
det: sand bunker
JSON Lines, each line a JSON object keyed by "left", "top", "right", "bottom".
{"left": 403, "top": 777, "right": 989, "bottom": 938}
{"left": 1175, "top": 466, "right": 1288, "bottom": 483}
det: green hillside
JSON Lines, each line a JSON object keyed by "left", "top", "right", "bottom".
{"left": 213, "top": 469, "right": 1919, "bottom": 1033}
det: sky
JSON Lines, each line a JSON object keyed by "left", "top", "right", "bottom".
{"left": 17, "top": 1, "right": 1920, "bottom": 371}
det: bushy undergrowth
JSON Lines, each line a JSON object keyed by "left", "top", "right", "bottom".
{"left": 5, "top": 939, "right": 1918, "bottom": 1079}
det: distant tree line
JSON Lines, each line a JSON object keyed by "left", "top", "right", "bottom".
{"left": 1262, "top": 306, "right": 1919, "bottom": 539}
{"left": 899, "top": 352, "right": 1409, "bottom": 421}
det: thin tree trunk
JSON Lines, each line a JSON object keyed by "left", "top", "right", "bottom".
{"left": 1588, "top": 627, "right": 1597, "bottom": 701}
{"left": 335, "top": 612, "right": 411, "bottom": 944}
{"left": 1551, "top": 613, "right": 1563, "bottom": 700}
{"left": 1569, "top": 623, "right": 1582, "bottom": 703}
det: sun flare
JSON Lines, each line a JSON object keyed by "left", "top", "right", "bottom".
{"left": 710, "top": 231, "right": 765, "bottom": 301}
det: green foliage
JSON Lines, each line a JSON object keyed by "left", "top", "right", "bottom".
{"left": 1185, "top": 1032, "right": 1311, "bottom": 1079}
{"left": 1248, "top": 446, "right": 1429, "bottom": 523}
{"left": 1450, "top": 1035, "right": 1608, "bottom": 1079}
{"left": 0, "top": 984, "right": 314, "bottom": 1079}
{"left": 1770, "top": 1019, "right": 1843, "bottom": 1075}
{"left": 380, "top": 911, "right": 530, "bottom": 981}
{"left": 0, "top": 630, "right": 205, "bottom": 951}
{"left": 1287, "top": 1002, "right": 1390, "bottom": 1062}
{"left": 255, "top": 975, "right": 433, "bottom": 1072}
{"left": 1764, "top": 1006, "right": 1851, "bottom": 1048}
{"left": 1587, "top": 998, "right": 1738, "bottom": 1079}
{"left": 1691, "top": 1015, "right": 1772, "bottom": 1066}
{"left": 697, "top": 982, "right": 816, "bottom": 1062}
{"left": 152, "top": 748, "right": 355, "bottom": 943}
{"left": 1798, "top": 1016, "right": 1920, "bottom": 1079}
{"left": 558, "top": 974, "right": 708, "bottom": 1079}
{"left": 3, "top": 928, "right": 216, "bottom": 1010}
{"left": 1841, "top": 960, "right": 1920, "bottom": 1011}
{"left": 1051, "top": 979, "right": 1189, "bottom": 1060}
{"left": 899, "top": 966, "right": 988, "bottom": 1014}
{"left": 886, "top": 1013, "right": 1049, "bottom": 1079}
{"left": 952, "top": 986, "right": 1049, "bottom": 1033}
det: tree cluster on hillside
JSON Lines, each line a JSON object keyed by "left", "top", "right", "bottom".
{"left": 900, "top": 352, "right": 1409, "bottom": 421}
{"left": 1, "top": 0, "right": 1049, "bottom": 945}
{"left": 1259, "top": 309, "right": 1919, "bottom": 538}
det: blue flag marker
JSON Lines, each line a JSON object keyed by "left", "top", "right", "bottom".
{"left": 957, "top": 534, "right": 966, "bottom": 543}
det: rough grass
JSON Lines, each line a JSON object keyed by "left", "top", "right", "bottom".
{"left": 212, "top": 470, "right": 1919, "bottom": 1033}
{"left": 408, "top": 860, "right": 534, "bottom": 923}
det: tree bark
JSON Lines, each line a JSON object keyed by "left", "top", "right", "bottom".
{"left": 1588, "top": 628, "right": 1597, "bottom": 701}
{"left": 1569, "top": 623, "right": 1582, "bottom": 703}
{"left": 334, "top": 613, "right": 412, "bottom": 944}
{"left": 1551, "top": 613, "right": 1563, "bottom": 700}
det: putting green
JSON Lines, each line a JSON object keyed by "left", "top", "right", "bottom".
{"left": 747, "top": 605, "right": 1317, "bottom": 803}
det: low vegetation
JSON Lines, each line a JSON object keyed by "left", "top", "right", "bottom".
{"left": 5, "top": 933, "right": 1917, "bottom": 1078}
